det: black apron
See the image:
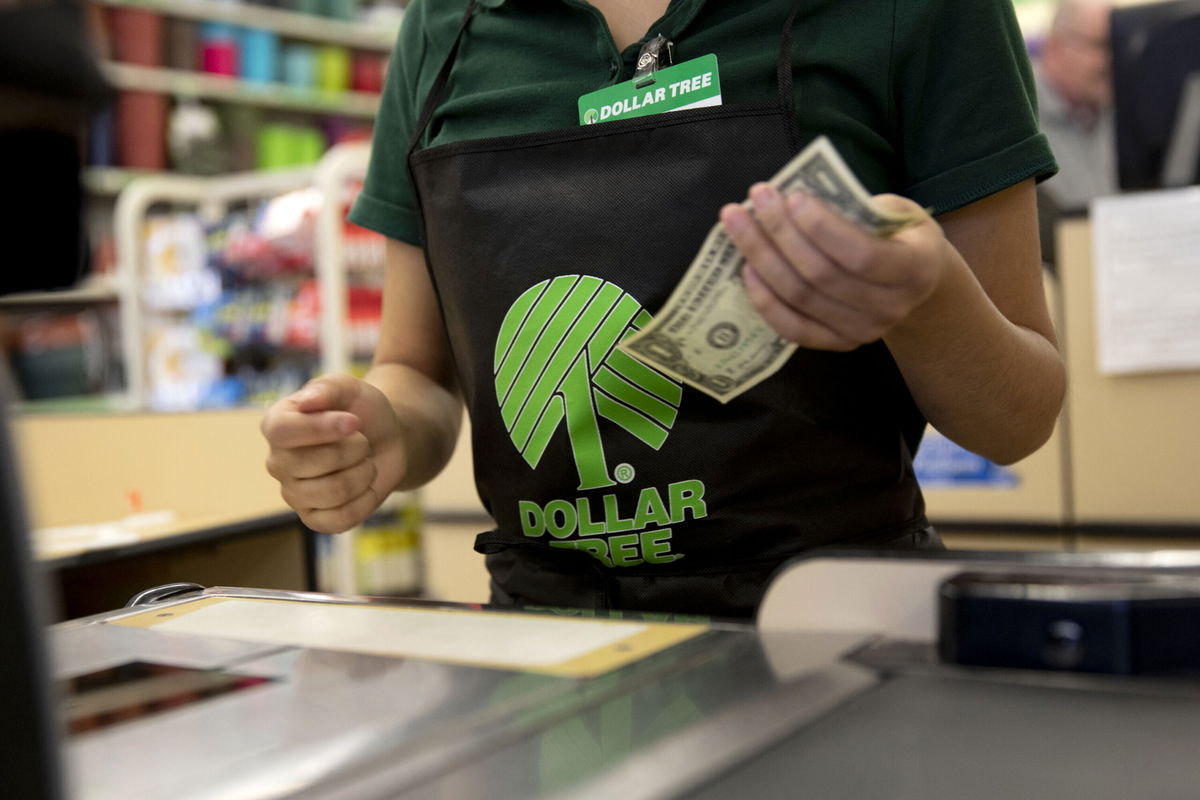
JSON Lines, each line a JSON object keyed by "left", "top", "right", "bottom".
{"left": 407, "top": 0, "right": 931, "bottom": 617}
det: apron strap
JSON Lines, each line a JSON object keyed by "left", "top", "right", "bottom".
{"left": 776, "top": 0, "right": 804, "bottom": 152}
{"left": 407, "top": 0, "right": 478, "bottom": 158}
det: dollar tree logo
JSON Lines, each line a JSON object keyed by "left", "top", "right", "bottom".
{"left": 494, "top": 276, "right": 683, "bottom": 491}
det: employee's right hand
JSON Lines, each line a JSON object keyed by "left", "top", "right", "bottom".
{"left": 261, "top": 374, "right": 406, "bottom": 534}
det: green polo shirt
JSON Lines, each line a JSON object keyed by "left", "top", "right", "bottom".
{"left": 350, "top": 0, "right": 1057, "bottom": 246}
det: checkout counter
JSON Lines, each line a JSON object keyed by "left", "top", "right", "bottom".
{"left": 14, "top": 409, "right": 310, "bottom": 618}
{"left": 923, "top": 217, "right": 1200, "bottom": 551}
{"left": 50, "top": 551, "right": 1200, "bottom": 799}
{"left": 24, "top": 216, "right": 1200, "bottom": 797}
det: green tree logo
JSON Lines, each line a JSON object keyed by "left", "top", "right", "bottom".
{"left": 494, "top": 276, "right": 683, "bottom": 490}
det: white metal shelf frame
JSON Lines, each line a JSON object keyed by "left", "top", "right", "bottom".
{"left": 112, "top": 142, "right": 372, "bottom": 408}
{"left": 84, "top": 167, "right": 162, "bottom": 197}
{"left": 0, "top": 281, "right": 119, "bottom": 307}
{"left": 314, "top": 141, "right": 372, "bottom": 377}
{"left": 111, "top": 143, "right": 383, "bottom": 595}
{"left": 96, "top": 0, "right": 401, "bottom": 51}
{"left": 113, "top": 165, "right": 317, "bottom": 408}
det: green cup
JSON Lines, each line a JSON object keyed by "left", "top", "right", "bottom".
{"left": 256, "top": 124, "right": 294, "bottom": 170}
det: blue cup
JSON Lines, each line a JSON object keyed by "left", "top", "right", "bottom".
{"left": 282, "top": 43, "right": 316, "bottom": 90}
{"left": 199, "top": 22, "right": 239, "bottom": 43}
{"left": 241, "top": 28, "right": 280, "bottom": 83}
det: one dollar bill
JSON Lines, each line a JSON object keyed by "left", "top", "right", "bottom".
{"left": 619, "top": 136, "right": 923, "bottom": 403}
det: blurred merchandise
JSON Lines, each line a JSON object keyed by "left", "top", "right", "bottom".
{"left": 144, "top": 321, "right": 224, "bottom": 411}
{"left": 220, "top": 105, "right": 262, "bottom": 172}
{"left": 142, "top": 215, "right": 219, "bottom": 312}
{"left": 109, "top": 9, "right": 163, "bottom": 66}
{"left": 201, "top": 39, "right": 239, "bottom": 76}
{"left": 295, "top": 125, "right": 326, "bottom": 164}
{"left": 69, "top": 142, "right": 378, "bottom": 410}
{"left": 256, "top": 187, "right": 321, "bottom": 262}
{"left": 316, "top": 45, "right": 351, "bottom": 93}
{"left": 282, "top": 43, "right": 317, "bottom": 89}
{"left": 168, "top": 100, "right": 227, "bottom": 175}
{"left": 91, "top": 1, "right": 392, "bottom": 174}
{"left": 352, "top": 493, "right": 423, "bottom": 597}
{"left": 343, "top": 219, "right": 386, "bottom": 273}
{"left": 292, "top": 0, "right": 322, "bottom": 16}
{"left": 324, "top": 116, "right": 371, "bottom": 146}
{"left": 314, "top": 491, "right": 423, "bottom": 597}
{"left": 351, "top": 53, "right": 385, "bottom": 94}
{"left": 323, "top": 0, "right": 359, "bottom": 22}
{"left": 347, "top": 284, "right": 382, "bottom": 361}
{"left": 88, "top": 108, "right": 116, "bottom": 168}
{"left": 116, "top": 91, "right": 168, "bottom": 169}
{"left": 5, "top": 311, "right": 114, "bottom": 401}
{"left": 256, "top": 123, "right": 326, "bottom": 169}
{"left": 89, "top": 230, "right": 118, "bottom": 280}
{"left": 240, "top": 28, "right": 280, "bottom": 83}
{"left": 167, "top": 18, "right": 199, "bottom": 71}
{"left": 135, "top": 184, "right": 340, "bottom": 409}
{"left": 256, "top": 124, "right": 296, "bottom": 170}
{"left": 199, "top": 22, "right": 241, "bottom": 43}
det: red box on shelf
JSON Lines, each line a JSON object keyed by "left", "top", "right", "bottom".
{"left": 109, "top": 9, "right": 164, "bottom": 66}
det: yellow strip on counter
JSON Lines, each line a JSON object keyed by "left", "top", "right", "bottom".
{"left": 110, "top": 597, "right": 707, "bottom": 678}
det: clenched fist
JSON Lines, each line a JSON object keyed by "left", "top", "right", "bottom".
{"left": 262, "top": 374, "right": 406, "bottom": 533}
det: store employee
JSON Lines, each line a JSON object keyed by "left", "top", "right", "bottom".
{"left": 263, "top": 0, "right": 1065, "bottom": 616}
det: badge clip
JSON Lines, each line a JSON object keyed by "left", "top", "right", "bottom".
{"left": 633, "top": 34, "right": 675, "bottom": 89}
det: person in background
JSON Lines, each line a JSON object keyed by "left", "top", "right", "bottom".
{"left": 0, "top": 0, "right": 111, "bottom": 293}
{"left": 1036, "top": 0, "right": 1118, "bottom": 213}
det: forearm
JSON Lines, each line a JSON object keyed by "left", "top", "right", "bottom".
{"left": 364, "top": 361, "right": 462, "bottom": 490}
{"left": 884, "top": 244, "right": 1065, "bottom": 465}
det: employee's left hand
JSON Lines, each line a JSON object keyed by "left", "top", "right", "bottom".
{"left": 720, "top": 184, "right": 952, "bottom": 351}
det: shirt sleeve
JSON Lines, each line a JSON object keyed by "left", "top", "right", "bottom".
{"left": 891, "top": 0, "right": 1059, "bottom": 215}
{"left": 347, "top": 1, "right": 431, "bottom": 246}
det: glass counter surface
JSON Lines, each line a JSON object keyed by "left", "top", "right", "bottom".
{"left": 50, "top": 587, "right": 873, "bottom": 800}
{"left": 54, "top": 576, "right": 1200, "bottom": 800}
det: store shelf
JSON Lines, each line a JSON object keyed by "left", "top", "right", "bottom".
{"left": 101, "top": 61, "right": 382, "bottom": 118}
{"left": 12, "top": 394, "right": 134, "bottom": 415}
{"left": 84, "top": 167, "right": 164, "bottom": 196}
{"left": 0, "top": 281, "right": 120, "bottom": 306}
{"left": 95, "top": 0, "right": 401, "bottom": 51}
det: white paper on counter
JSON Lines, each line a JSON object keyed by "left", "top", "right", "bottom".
{"left": 123, "top": 598, "right": 655, "bottom": 671}
{"left": 1090, "top": 187, "right": 1200, "bottom": 375}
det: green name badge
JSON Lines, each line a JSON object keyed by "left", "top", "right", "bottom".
{"left": 578, "top": 54, "right": 721, "bottom": 125}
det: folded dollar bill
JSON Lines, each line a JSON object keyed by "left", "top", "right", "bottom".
{"left": 619, "top": 136, "right": 922, "bottom": 403}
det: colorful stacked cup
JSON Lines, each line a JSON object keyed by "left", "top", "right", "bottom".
{"left": 316, "top": 46, "right": 351, "bottom": 93}
{"left": 111, "top": 9, "right": 168, "bottom": 169}
{"left": 200, "top": 23, "right": 240, "bottom": 76}
{"left": 240, "top": 28, "right": 280, "bottom": 84}
{"left": 351, "top": 53, "right": 385, "bottom": 93}
{"left": 167, "top": 19, "right": 199, "bottom": 71}
{"left": 256, "top": 124, "right": 295, "bottom": 170}
{"left": 282, "top": 43, "right": 317, "bottom": 90}
{"left": 323, "top": 0, "right": 358, "bottom": 21}
{"left": 256, "top": 124, "right": 327, "bottom": 169}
